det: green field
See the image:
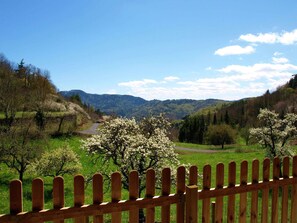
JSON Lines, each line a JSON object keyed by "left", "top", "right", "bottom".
{"left": 0, "top": 136, "right": 264, "bottom": 214}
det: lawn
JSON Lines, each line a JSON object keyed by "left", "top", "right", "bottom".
{"left": 0, "top": 136, "right": 265, "bottom": 206}
{"left": 0, "top": 135, "right": 289, "bottom": 222}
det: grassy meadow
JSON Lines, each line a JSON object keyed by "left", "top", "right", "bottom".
{"left": 0, "top": 135, "right": 269, "bottom": 213}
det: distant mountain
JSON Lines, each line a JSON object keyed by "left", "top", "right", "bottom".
{"left": 59, "top": 90, "right": 227, "bottom": 119}
{"left": 59, "top": 90, "right": 147, "bottom": 117}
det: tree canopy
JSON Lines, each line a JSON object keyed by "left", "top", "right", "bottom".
{"left": 250, "top": 108, "right": 297, "bottom": 159}
{"left": 29, "top": 145, "right": 82, "bottom": 178}
{"left": 82, "top": 115, "right": 180, "bottom": 193}
{"left": 206, "top": 124, "right": 236, "bottom": 149}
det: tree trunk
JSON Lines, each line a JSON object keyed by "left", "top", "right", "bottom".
{"left": 19, "top": 170, "right": 24, "bottom": 182}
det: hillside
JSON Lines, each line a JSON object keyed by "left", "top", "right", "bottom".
{"left": 0, "top": 55, "right": 91, "bottom": 132}
{"left": 212, "top": 75, "right": 297, "bottom": 128}
{"left": 60, "top": 90, "right": 227, "bottom": 119}
{"left": 179, "top": 75, "right": 297, "bottom": 143}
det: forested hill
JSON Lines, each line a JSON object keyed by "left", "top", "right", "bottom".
{"left": 60, "top": 90, "right": 147, "bottom": 117}
{"left": 178, "top": 75, "right": 297, "bottom": 144}
{"left": 60, "top": 90, "right": 226, "bottom": 119}
{"left": 212, "top": 74, "right": 297, "bottom": 128}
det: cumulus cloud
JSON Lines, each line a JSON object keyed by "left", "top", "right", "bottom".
{"left": 118, "top": 79, "right": 157, "bottom": 88}
{"left": 163, "top": 76, "right": 180, "bottom": 81}
{"left": 117, "top": 60, "right": 297, "bottom": 100}
{"left": 218, "top": 63, "right": 297, "bottom": 76}
{"left": 272, "top": 57, "right": 289, "bottom": 64}
{"left": 214, "top": 45, "right": 255, "bottom": 56}
{"left": 239, "top": 29, "right": 297, "bottom": 45}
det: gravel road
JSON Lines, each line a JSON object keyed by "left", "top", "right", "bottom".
{"left": 175, "top": 146, "right": 224, "bottom": 153}
{"left": 76, "top": 123, "right": 100, "bottom": 135}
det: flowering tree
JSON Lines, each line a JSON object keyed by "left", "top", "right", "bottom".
{"left": 82, "top": 115, "right": 180, "bottom": 194}
{"left": 250, "top": 108, "right": 297, "bottom": 160}
{"left": 29, "top": 145, "right": 82, "bottom": 177}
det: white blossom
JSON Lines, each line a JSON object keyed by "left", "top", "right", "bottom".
{"left": 82, "top": 115, "right": 180, "bottom": 192}
{"left": 250, "top": 108, "right": 297, "bottom": 160}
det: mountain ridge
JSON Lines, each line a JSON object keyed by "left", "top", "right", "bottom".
{"left": 59, "top": 90, "right": 228, "bottom": 119}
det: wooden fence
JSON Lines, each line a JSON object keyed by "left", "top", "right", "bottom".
{"left": 1, "top": 156, "right": 297, "bottom": 223}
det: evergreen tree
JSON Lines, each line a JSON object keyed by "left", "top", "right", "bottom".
{"left": 213, "top": 113, "right": 217, "bottom": 125}
{"left": 224, "top": 110, "right": 230, "bottom": 124}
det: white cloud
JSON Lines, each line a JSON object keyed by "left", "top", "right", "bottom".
{"left": 272, "top": 57, "right": 289, "bottom": 64}
{"left": 214, "top": 45, "right": 255, "bottom": 56}
{"left": 273, "top": 52, "right": 283, "bottom": 57}
{"left": 279, "top": 29, "right": 297, "bottom": 45}
{"left": 239, "top": 33, "right": 277, "bottom": 44}
{"left": 118, "top": 61, "right": 297, "bottom": 100}
{"left": 239, "top": 29, "right": 297, "bottom": 45}
{"left": 218, "top": 63, "right": 297, "bottom": 76}
{"left": 118, "top": 79, "right": 157, "bottom": 88}
{"left": 163, "top": 76, "right": 180, "bottom": 81}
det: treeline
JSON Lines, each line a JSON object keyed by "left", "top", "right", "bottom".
{"left": 0, "top": 54, "right": 56, "bottom": 129}
{"left": 179, "top": 110, "right": 231, "bottom": 144}
{"left": 179, "top": 75, "right": 297, "bottom": 145}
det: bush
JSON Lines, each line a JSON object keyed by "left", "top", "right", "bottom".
{"left": 206, "top": 124, "right": 236, "bottom": 149}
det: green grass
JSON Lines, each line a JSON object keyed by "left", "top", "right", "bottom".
{"left": 175, "top": 141, "right": 262, "bottom": 152}
{"left": 0, "top": 136, "right": 289, "bottom": 222}
{"left": 0, "top": 112, "right": 36, "bottom": 119}
{"left": 179, "top": 149, "right": 265, "bottom": 187}
{"left": 175, "top": 142, "right": 218, "bottom": 150}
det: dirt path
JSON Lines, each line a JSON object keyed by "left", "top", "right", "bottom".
{"left": 175, "top": 146, "right": 228, "bottom": 153}
{"left": 76, "top": 123, "right": 100, "bottom": 135}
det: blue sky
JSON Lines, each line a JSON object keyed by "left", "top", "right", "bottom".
{"left": 1, "top": 0, "right": 297, "bottom": 100}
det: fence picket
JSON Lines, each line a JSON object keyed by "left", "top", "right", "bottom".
{"left": 271, "top": 157, "right": 280, "bottom": 223}
{"left": 9, "top": 180, "right": 22, "bottom": 215}
{"left": 239, "top": 161, "right": 248, "bottom": 223}
{"left": 291, "top": 156, "right": 297, "bottom": 222}
{"left": 176, "top": 166, "right": 186, "bottom": 223}
{"left": 261, "top": 158, "right": 270, "bottom": 223}
{"left": 111, "top": 172, "right": 122, "bottom": 223}
{"left": 145, "top": 169, "right": 155, "bottom": 223}
{"left": 3, "top": 157, "right": 297, "bottom": 223}
{"left": 215, "top": 163, "right": 224, "bottom": 223}
{"left": 53, "top": 176, "right": 64, "bottom": 223}
{"left": 32, "top": 178, "right": 44, "bottom": 212}
{"left": 186, "top": 185, "right": 198, "bottom": 223}
{"left": 32, "top": 178, "right": 44, "bottom": 223}
{"left": 74, "top": 174, "right": 86, "bottom": 223}
{"left": 129, "top": 171, "right": 139, "bottom": 223}
{"left": 189, "top": 165, "right": 198, "bottom": 185}
{"left": 93, "top": 173, "right": 103, "bottom": 223}
{"left": 281, "top": 157, "right": 289, "bottom": 223}
{"left": 250, "top": 159, "right": 259, "bottom": 223}
{"left": 227, "top": 161, "right": 236, "bottom": 223}
{"left": 202, "top": 165, "right": 211, "bottom": 223}
{"left": 161, "top": 168, "right": 171, "bottom": 223}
